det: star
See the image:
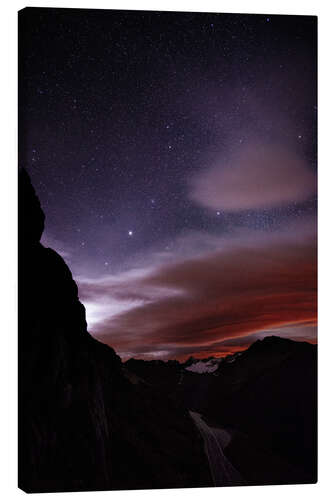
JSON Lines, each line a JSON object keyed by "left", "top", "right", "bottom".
{"left": 216, "top": 211, "right": 221, "bottom": 216}
{"left": 128, "top": 230, "right": 133, "bottom": 236}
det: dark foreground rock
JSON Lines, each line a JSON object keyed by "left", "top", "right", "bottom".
{"left": 18, "top": 169, "right": 212, "bottom": 493}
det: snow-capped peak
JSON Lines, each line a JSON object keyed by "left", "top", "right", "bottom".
{"left": 185, "top": 358, "right": 221, "bottom": 374}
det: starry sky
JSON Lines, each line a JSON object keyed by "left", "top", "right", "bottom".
{"left": 19, "top": 8, "right": 317, "bottom": 360}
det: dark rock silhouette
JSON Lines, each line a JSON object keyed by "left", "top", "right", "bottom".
{"left": 128, "top": 337, "right": 317, "bottom": 485}
{"left": 184, "top": 338, "right": 317, "bottom": 484}
{"left": 18, "top": 169, "right": 211, "bottom": 493}
{"left": 125, "top": 359, "right": 181, "bottom": 397}
{"left": 209, "top": 336, "right": 317, "bottom": 484}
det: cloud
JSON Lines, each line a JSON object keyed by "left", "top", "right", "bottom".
{"left": 189, "top": 143, "right": 316, "bottom": 212}
{"left": 77, "top": 223, "right": 317, "bottom": 360}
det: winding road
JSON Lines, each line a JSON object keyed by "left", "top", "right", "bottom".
{"left": 189, "top": 411, "right": 246, "bottom": 487}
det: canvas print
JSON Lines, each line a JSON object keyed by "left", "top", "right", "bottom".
{"left": 18, "top": 7, "right": 317, "bottom": 493}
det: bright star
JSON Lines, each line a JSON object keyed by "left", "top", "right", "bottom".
{"left": 128, "top": 230, "right": 133, "bottom": 236}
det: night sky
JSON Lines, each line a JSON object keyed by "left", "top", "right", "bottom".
{"left": 19, "top": 8, "right": 317, "bottom": 360}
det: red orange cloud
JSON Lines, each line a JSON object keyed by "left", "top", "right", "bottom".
{"left": 78, "top": 224, "right": 317, "bottom": 359}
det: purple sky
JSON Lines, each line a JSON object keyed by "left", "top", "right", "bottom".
{"left": 20, "top": 9, "right": 317, "bottom": 359}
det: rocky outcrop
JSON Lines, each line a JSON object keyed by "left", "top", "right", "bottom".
{"left": 18, "top": 169, "right": 211, "bottom": 493}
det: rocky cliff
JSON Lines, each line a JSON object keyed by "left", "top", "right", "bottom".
{"left": 18, "top": 169, "right": 212, "bottom": 493}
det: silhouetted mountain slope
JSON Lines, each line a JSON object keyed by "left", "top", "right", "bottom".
{"left": 18, "top": 169, "right": 211, "bottom": 493}
{"left": 208, "top": 336, "right": 317, "bottom": 482}
{"left": 127, "top": 337, "right": 317, "bottom": 484}
{"left": 194, "top": 336, "right": 317, "bottom": 481}
{"left": 182, "top": 338, "right": 317, "bottom": 484}
{"left": 124, "top": 359, "right": 181, "bottom": 396}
